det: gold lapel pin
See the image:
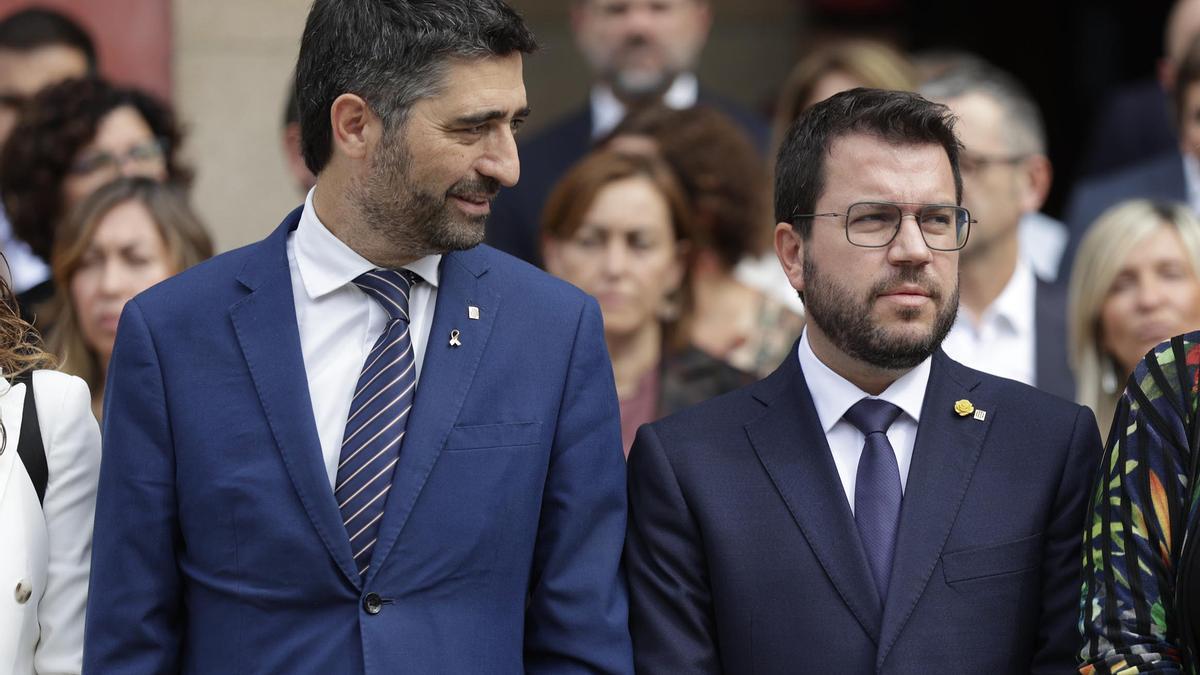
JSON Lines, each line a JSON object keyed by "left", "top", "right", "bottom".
{"left": 953, "top": 399, "right": 974, "bottom": 417}
{"left": 449, "top": 329, "right": 462, "bottom": 347}
{"left": 468, "top": 305, "right": 480, "bottom": 320}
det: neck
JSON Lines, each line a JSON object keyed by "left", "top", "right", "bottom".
{"left": 958, "top": 233, "right": 1019, "bottom": 322}
{"left": 806, "top": 326, "right": 905, "bottom": 396}
{"left": 312, "top": 176, "right": 421, "bottom": 268}
{"left": 607, "top": 322, "right": 663, "bottom": 400}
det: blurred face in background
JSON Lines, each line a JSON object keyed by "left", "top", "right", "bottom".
{"left": 69, "top": 199, "right": 175, "bottom": 365}
{"left": 0, "top": 44, "right": 88, "bottom": 146}
{"left": 573, "top": 0, "right": 711, "bottom": 98}
{"left": 61, "top": 105, "right": 167, "bottom": 212}
{"left": 1100, "top": 223, "right": 1200, "bottom": 375}
{"left": 544, "top": 175, "right": 684, "bottom": 340}
{"left": 943, "top": 91, "right": 1030, "bottom": 261}
{"left": 802, "top": 69, "right": 865, "bottom": 110}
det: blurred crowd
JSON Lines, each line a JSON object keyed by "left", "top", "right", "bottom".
{"left": 4, "top": 0, "right": 1200, "bottom": 669}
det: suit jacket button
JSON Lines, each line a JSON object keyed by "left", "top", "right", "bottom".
{"left": 14, "top": 580, "right": 31, "bottom": 604}
{"left": 363, "top": 592, "right": 383, "bottom": 615}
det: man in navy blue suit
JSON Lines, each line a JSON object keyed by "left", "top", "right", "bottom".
{"left": 84, "top": 1, "right": 632, "bottom": 673}
{"left": 625, "top": 88, "right": 1101, "bottom": 672}
{"left": 485, "top": 0, "right": 769, "bottom": 266}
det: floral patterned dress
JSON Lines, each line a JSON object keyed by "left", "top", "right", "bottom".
{"left": 1081, "top": 333, "right": 1200, "bottom": 673}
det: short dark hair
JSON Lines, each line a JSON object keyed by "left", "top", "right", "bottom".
{"left": 0, "top": 76, "right": 191, "bottom": 260}
{"left": 295, "top": 0, "right": 538, "bottom": 175}
{"left": 0, "top": 7, "right": 97, "bottom": 72}
{"left": 775, "top": 88, "right": 962, "bottom": 237}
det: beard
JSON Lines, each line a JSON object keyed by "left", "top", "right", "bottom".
{"left": 352, "top": 127, "right": 496, "bottom": 259}
{"left": 801, "top": 251, "right": 958, "bottom": 371}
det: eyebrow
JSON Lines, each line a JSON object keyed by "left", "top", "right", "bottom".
{"left": 453, "top": 106, "right": 532, "bottom": 126}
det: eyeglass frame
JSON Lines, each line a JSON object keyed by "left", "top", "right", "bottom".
{"left": 67, "top": 137, "right": 169, "bottom": 177}
{"left": 791, "top": 200, "right": 976, "bottom": 252}
{"left": 957, "top": 150, "right": 1029, "bottom": 173}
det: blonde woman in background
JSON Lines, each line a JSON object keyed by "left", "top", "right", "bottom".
{"left": 46, "top": 177, "right": 212, "bottom": 419}
{"left": 0, "top": 271, "right": 99, "bottom": 674}
{"left": 1068, "top": 198, "right": 1200, "bottom": 432}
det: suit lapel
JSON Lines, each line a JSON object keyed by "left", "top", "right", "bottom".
{"left": 365, "top": 247, "right": 498, "bottom": 583}
{"left": 876, "top": 352, "right": 991, "bottom": 667}
{"left": 229, "top": 210, "right": 362, "bottom": 589}
{"left": 746, "top": 353, "right": 884, "bottom": 643}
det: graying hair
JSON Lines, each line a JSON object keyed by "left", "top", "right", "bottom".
{"left": 920, "top": 59, "right": 1046, "bottom": 155}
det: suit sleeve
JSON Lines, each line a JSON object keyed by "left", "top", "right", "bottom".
{"left": 1032, "top": 403, "right": 1102, "bottom": 674}
{"left": 524, "top": 297, "right": 634, "bottom": 674}
{"left": 1079, "top": 340, "right": 1196, "bottom": 674}
{"left": 83, "top": 299, "right": 183, "bottom": 674}
{"left": 34, "top": 373, "right": 101, "bottom": 675}
{"left": 626, "top": 422, "right": 721, "bottom": 673}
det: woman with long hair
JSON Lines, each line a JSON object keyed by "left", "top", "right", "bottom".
{"left": 45, "top": 177, "right": 212, "bottom": 419}
{"left": 0, "top": 269, "right": 100, "bottom": 674}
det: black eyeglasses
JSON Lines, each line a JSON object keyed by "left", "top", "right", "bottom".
{"left": 793, "top": 201, "right": 973, "bottom": 251}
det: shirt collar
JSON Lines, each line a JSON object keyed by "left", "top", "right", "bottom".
{"left": 964, "top": 256, "right": 1034, "bottom": 336}
{"left": 588, "top": 72, "right": 700, "bottom": 139}
{"left": 796, "top": 328, "right": 932, "bottom": 433}
{"left": 295, "top": 187, "right": 442, "bottom": 301}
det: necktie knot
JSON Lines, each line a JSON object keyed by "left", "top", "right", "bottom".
{"left": 353, "top": 269, "right": 415, "bottom": 323}
{"left": 844, "top": 398, "right": 903, "bottom": 437}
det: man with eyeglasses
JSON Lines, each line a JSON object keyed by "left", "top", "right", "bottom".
{"left": 625, "top": 88, "right": 1100, "bottom": 673}
{"left": 921, "top": 60, "right": 1075, "bottom": 401}
{"left": 0, "top": 8, "right": 95, "bottom": 296}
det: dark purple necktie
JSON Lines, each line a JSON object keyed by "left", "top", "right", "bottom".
{"left": 844, "top": 398, "right": 904, "bottom": 602}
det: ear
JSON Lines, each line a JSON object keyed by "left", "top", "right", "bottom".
{"left": 569, "top": 1, "right": 590, "bottom": 42}
{"left": 774, "top": 221, "right": 805, "bottom": 295}
{"left": 1017, "top": 153, "right": 1053, "bottom": 214}
{"left": 1161, "top": 56, "right": 1177, "bottom": 93}
{"left": 329, "top": 93, "right": 377, "bottom": 162}
{"left": 694, "top": 1, "right": 714, "bottom": 39}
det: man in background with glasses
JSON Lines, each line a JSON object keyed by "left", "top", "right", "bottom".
{"left": 922, "top": 60, "right": 1075, "bottom": 401}
{"left": 625, "top": 87, "right": 1100, "bottom": 672}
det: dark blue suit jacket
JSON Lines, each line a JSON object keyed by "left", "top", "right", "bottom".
{"left": 626, "top": 348, "right": 1100, "bottom": 673}
{"left": 84, "top": 208, "right": 634, "bottom": 674}
{"left": 1061, "top": 151, "right": 1188, "bottom": 283}
{"left": 486, "top": 93, "right": 770, "bottom": 266}
{"left": 1035, "top": 278, "right": 1075, "bottom": 401}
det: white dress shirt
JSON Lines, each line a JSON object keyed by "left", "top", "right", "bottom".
{"left": 588, "top": 72, "right": 700, "bottom": 139}
{"left": 941, "top": 257, "right": 1036, "bottom": 386}
{"left": 287, "top": 188, "right": 440, "bottom": 488}
{"left": 796, "top": 330, "right": 930, "bottom": 513}
{"left": 1184, "top": 152, "right": 1200, "bottom": 216}
{"left": 0, "top": 204, "right": 49, "bottom": 294}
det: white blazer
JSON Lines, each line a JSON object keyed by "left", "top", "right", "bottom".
{"left": 0, "top": 370, "right": 99, "bottom": 675}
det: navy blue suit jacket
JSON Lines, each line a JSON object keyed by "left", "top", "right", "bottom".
{"left": 84, "top": 208, "right": 634, "bottom": 674}
{"left": 486, "top": 93, "right": 770, "bottom": 266}
{"left": 626, "top": 348, "right": 1100, "bottom": 673}
{"left": 1035, "top": 278, "right": 1075, "bottom": 401}
{"left": 1061, "top": 151, "right": 1188, "bottom": 283}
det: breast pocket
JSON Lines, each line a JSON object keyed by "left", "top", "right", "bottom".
{"left": 941, "top": 532, "right": 1043, "bottom": 584}
{"left": 443, "top": 421, "right": 542, "bottom": 452}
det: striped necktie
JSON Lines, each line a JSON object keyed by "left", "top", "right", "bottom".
{"left": 336, "top": 268, "right": 417, "bottom": 578}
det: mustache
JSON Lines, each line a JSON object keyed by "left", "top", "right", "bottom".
{"left": 869, "top": 267, "right": 943, "bottom": 301}
{"left": 447, "top": 177, "right": 500, "bottom": 202}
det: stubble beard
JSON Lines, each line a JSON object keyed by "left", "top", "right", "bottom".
{"left": 801, "top": 252, "right": 959, "bottom": 371}
{"left": 354, "top": 129, "right": 491, "bottom": 262}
